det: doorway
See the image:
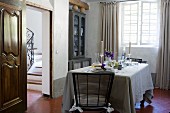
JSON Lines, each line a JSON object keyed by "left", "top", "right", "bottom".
{"left": 26, "top": 5, "right": 52, "bottom": 96}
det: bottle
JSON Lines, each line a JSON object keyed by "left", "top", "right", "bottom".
{"left": 121, "top": 52, "right": 126, "bottom": 60}
{"left": 122, "top": 47, "right": 126, "bottom": 60}
{"left": 123, "top": 52, "right": 126, "bottom": 60}
{"left": 121, "top": 53, "right": 125, "bottom": 60}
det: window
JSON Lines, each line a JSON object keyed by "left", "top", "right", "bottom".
{"left": 120, "top": 1, "right": 159, "bottom": 46}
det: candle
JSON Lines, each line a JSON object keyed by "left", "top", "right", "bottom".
{"left": 129, "top": 42, "right": 131, "bottom": 54}
{"left": 123, "top": 46, "right": 126, "bottom": 53}
{"left": 100, "top": 41, "right": 104, "bottom": 55}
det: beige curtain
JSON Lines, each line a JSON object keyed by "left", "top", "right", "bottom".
{"left": 156, "top": 0, "right": 170, "bottom": 90}
{"left": 101, "top": 2, "right": 119, "bottom": 60}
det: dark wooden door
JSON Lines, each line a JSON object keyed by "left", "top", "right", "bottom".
{"left": 0, "top": 0, "right": 27, "bottom": 113}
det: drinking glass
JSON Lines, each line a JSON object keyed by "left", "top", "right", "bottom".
{"left": 94, "top": 53, "right": 100, "bottom": 64}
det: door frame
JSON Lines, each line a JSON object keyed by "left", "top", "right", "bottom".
{"left": 26, "top": 2, "right": 53, "bottom": 98}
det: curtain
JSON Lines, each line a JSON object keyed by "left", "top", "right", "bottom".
{"left": 101, "top": 2, "right": 119, "bottom": 60}
{"left": 156, "top": 0, "right": 170, "bottom": 90}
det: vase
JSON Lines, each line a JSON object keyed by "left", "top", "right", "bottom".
{"left": 95, "top": 53, "right": 100, "bottom": 63}
{"left": 106, "top": 57, "right": 112, "bottom": 62}
{"left": 104, "top": 57, "right": 112, "bottom": 66}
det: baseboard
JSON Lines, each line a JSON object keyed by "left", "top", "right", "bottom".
{"left": 43, "top": 93, "right": 50, "bottom": 98}
{"left": 53, "top": 77, "right": 66, "bottom": 98}
{"left": 151, "top": 73, "right": 156, "bottom": 87}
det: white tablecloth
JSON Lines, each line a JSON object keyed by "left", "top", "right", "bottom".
{"left": 62, "top": 64, "right": 154, "bottom": 113}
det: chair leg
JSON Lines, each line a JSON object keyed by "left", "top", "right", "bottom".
{"left": 75, "top": 110, "right": 80, "bottom": 113}
{"left": 99, "top": 109, "right": 107, "bottom": 113}
{"left": 140, "top": 99, "right": 145, "bottom": 107}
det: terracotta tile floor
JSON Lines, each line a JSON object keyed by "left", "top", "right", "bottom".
{"left": 26, "top": 89, "right": 170, "bottom": 113}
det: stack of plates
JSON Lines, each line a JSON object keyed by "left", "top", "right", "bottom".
{"left": 92, "top": 63, "right": 102, "bottom": 70}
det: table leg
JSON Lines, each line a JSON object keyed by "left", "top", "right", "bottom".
{"left": 140, "top": 99, "right": 145, "bottom": 107}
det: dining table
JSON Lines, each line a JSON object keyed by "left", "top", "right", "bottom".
{"left": 62, "top": 63, "right": 154, "bottom": 113}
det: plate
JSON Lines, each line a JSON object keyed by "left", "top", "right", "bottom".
{"left": 104, "top": 66, "right": 113, "bottom": 70}
{"left": 94, "top": 67, "right": 102, "bottom": 70}
{"left": 92, "top": 63, "right": 102, "bottom": 67}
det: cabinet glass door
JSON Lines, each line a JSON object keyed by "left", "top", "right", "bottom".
{"left": 80, "top": 17, "right": 85, "bottom": 56}
{"left": 73, "top": 15, "right": 79, "bottom": 57}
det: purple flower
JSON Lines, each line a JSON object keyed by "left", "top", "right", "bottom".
{"left": 104, "top": 51, "right": 114, "bottom": 60}
{"left": 101, "top": 63, "right": 106, "bottom": 70}
{"left": 104, "top": 51, "right": 110, "bottom": 57}
{"left": 110, "top": 53, "right": 114, "bottom": 60}
{"left": 101, "top": 63, "right": 105, "bottom": 68}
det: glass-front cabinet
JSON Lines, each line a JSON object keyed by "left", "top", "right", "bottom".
{"left": 80, "top": 17, "right": 85, "bottom": 56}
{"left": 69, "top": 10, "right": 91, "bottom": 70}
{"left": 69, "top": 10, "right": 85, "bottom": 59}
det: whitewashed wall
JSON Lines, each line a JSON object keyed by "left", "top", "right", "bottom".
{"left": 52, "top": 0, "right": 69, "bottom": 97}
{"left": 26, "top": 7, "right": 42, "bottom": 53}
{"left": 85, "top": 2, "right": 102, "bottom": 63}
{"left": 120, "top": 47, "right": 159, "bottom": 73}
{"left": 42, "top": 10, "right": 50, "bottom": 95}
{"left": 26, "top": 0, "right": 69, "bottom": 97}
{"left": 53, "top": 0, "right": 69, "bottom": 79}
{"left": 86, "top": 2, "right": 159, "bottom": 73}
{"left": 26, "top": 0, "right": 53, "bottom": 10}
{"left": 26, "top": 6, "right": 51, "bottom": 95}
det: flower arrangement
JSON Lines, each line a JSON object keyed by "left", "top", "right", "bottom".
{"left": 100, "top": 50, "right": 115, "bottom": 69}
{"left": 104, "top": 51, "right": 114, "bottom": 60}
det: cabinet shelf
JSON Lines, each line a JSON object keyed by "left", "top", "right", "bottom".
{"left": 74, "top": 24, "right": 79, "bottom": 27}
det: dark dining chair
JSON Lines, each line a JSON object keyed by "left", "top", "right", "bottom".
{"left": 135, "top": 58, "right": 142, "bottom": 63}
{"left": 70, "top": 71, "right": 115, "bottom": 113}
{"left": 128, "top": 58, "right": 143, "bottom": 63}
{"left": 141, "top": 61, "right": 147, "bottom": 63}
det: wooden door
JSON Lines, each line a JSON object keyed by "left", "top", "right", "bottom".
{"left": 0, "top": 0, "right": 27, "bottom": 113}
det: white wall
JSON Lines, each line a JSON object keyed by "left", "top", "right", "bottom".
{"left": 130, "top": 47, "right": 158, "bottom": 73}
{"left": 26, "top": 7, "right": 42, "bottom": 53}
{"left": 86, "top": 2, "right": 159, "bottom": 73}
{"left": 26, "top": 0, "right": 53, "bottom": 10}
{"left": 53, "top": 0, "right": 69, "bottom": 80}
{"left": 85, "top": 2, "right": 102, "bottom": 63}
{"left": 42, "top": 10, "right": 50, "bottom": 95}
{"left": 119, "top": 47, "right": 158, "bottom": 73}
{"left": 26, "top": 0, "right": 69, "bottom": 97}
{"left": 26, "top": 6, "right": 51, "bottom": 95}
{"left": 27, "top": 0, "right": 69, "bottom": 97}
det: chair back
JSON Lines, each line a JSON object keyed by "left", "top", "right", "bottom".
{"left": 72, "top": 71, "right": 115, "bottom": 109}
{"left": 141, "top": 61, "right": 147, "bottom": 63}
{"left": 130, "top": 58, "right": 142, "bottom": 63}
